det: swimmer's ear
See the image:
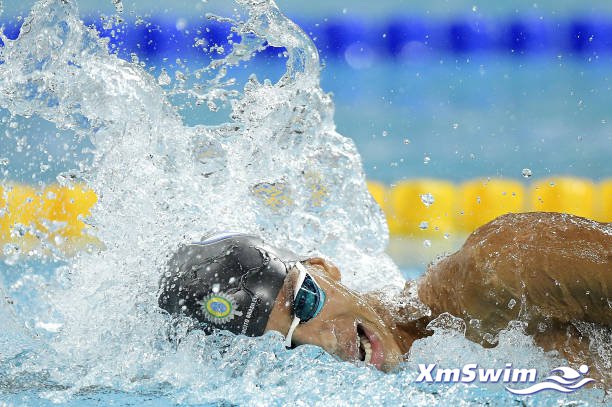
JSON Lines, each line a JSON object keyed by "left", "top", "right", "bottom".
{"left": 304, "top": 257, "right": 341, "bottom": 282}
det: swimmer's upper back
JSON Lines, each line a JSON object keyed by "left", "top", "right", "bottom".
{"left": 417, "top": 212, "right": 611, "bottom": 344}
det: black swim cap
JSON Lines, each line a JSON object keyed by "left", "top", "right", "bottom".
{"left": 158, "top": 233, "right": 299, "bottom": 337}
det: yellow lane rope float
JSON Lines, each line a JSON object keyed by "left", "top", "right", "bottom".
{"left": 0, "top": 183, "right": 99, "bottom": 257}
{"left": 1, "top": 177, "right": 610, "bottom": 258}
{"left": 368, "top": 177, "right": 610, "bottom": 238}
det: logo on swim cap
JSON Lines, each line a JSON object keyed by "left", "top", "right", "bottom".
{"left": 199, "top": 293, "right": 243, "bottom": 324}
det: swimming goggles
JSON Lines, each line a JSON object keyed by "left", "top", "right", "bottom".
{"left": 283, "top": 262, "right": 326, "bottom": 348}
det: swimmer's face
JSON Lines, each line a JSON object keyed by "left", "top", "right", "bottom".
{"left": 265, "top": 258, "right": 406, "bottom": 371}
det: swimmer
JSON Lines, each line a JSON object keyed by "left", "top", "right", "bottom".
{"left": 158, "top": 212, "right": 611, "bottom": 385}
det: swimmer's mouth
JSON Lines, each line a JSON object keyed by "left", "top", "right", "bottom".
{"left": 357, "top": 325, "right": 372, "bottom": 364}
{"left": 357, "top": 324, "right": 383, "bottom": 369}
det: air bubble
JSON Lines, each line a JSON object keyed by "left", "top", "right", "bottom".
{"left": 521, "top": 168, "right": 532, "bottom": 178}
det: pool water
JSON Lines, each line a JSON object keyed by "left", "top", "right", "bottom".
{"left": 0, "top": 0, "right": 609, "bottom": 405}
{"left": 1, "top": 260, "right": 607, "bottom": 405}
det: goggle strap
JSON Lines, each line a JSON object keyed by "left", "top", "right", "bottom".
{"left": 293, "top": 262, "right": 308, "bottom": 299}
{"left": 284, "top": 315, "right": 300, "bottom": 348}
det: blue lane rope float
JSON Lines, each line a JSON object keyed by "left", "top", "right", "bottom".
{"left": 2, "top": 16, "right": 612, "bottom": 60}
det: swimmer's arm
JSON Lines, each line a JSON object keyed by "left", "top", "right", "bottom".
{"left": 416, "top": 212, "right": 611, "bottom": 343}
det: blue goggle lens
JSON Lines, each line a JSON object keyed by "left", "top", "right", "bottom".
{"left": 293, "top": 274, "right": 326, "bottom": 322}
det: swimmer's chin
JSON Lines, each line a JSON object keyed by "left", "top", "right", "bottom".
{"left": 352, "top": 353, "right": 406, "bottom": 373}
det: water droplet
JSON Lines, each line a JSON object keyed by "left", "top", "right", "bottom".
{"left": 521, "top": 168, "right": 532, "bottom": 178}
{"left": 3, "top": 244, "right": 19, "bottom": 257}
{"left": 112, "top": 0, "right": 123, "bottom": 14}
{"left": 382, "top": 130, "right": 388, "bottom": 137}
{"left": 483, "top": 333, "right": 497, "bottom": 344}
{"left": 423, "top": 239, "right": 431, "bottom": 248}
{"left": 0, "top": 157, "right": 9, "bottom": 166}
{"left": 423, "top": 156, "right": 431, "bottom": 165}
{"left": 175, "top": 71, "right": 186, "bottom": 82}
{"left": 443, "top": 233, "right": 450, "bottom": 240}
{"left": 175, "top": 18, "right": 187, "bottom": 31}
{"left": 403, "top": 138, "right": 411, "bottom": 145}
{"left": 507, "top": 298, "right": 517, "bottom": 309}
{"left": 420, "top": 192, "right": 434, "bottom": 207}
{"left": 157, "top": 69, "right": 171, "bottom": 86}
{"left": 212, "top": 283, "right": 220, "bottom": 293}
{"left": 452, "top": 123, "right": 459, "bottom": 129}
{"left": 419, "top": 221, "right": 429, "bottom": 230}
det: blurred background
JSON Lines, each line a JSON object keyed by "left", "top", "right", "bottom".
{"left": 1, "top": 0, "right": 611, "bottom": 267}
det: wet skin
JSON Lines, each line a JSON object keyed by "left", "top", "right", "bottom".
{"left": 264, "top": 212, "right": 611, "bottom": 383}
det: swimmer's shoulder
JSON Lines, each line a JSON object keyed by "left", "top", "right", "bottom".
{"left": 463, "top": 212, "right": 611, "bottom": 254}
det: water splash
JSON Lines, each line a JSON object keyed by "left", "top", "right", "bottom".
{"left": 0, "top": 0, "right": 401, "bottom": 400}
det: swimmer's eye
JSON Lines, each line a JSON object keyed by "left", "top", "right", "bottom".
{"left": 283, "top": 262, "right": 326, "bottom": 348}
{"left": 293, "top": 273, "right": 326, "bottom": 322}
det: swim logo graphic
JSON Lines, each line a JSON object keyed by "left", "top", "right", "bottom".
{"left": 199, "top": 292, "right": 243, "bottom": 324}
{"left": 415, "top": 363, "right": 595, "bottom": 395}
{"left": 505, "top": 365, "right": 595, "bottom": 395}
